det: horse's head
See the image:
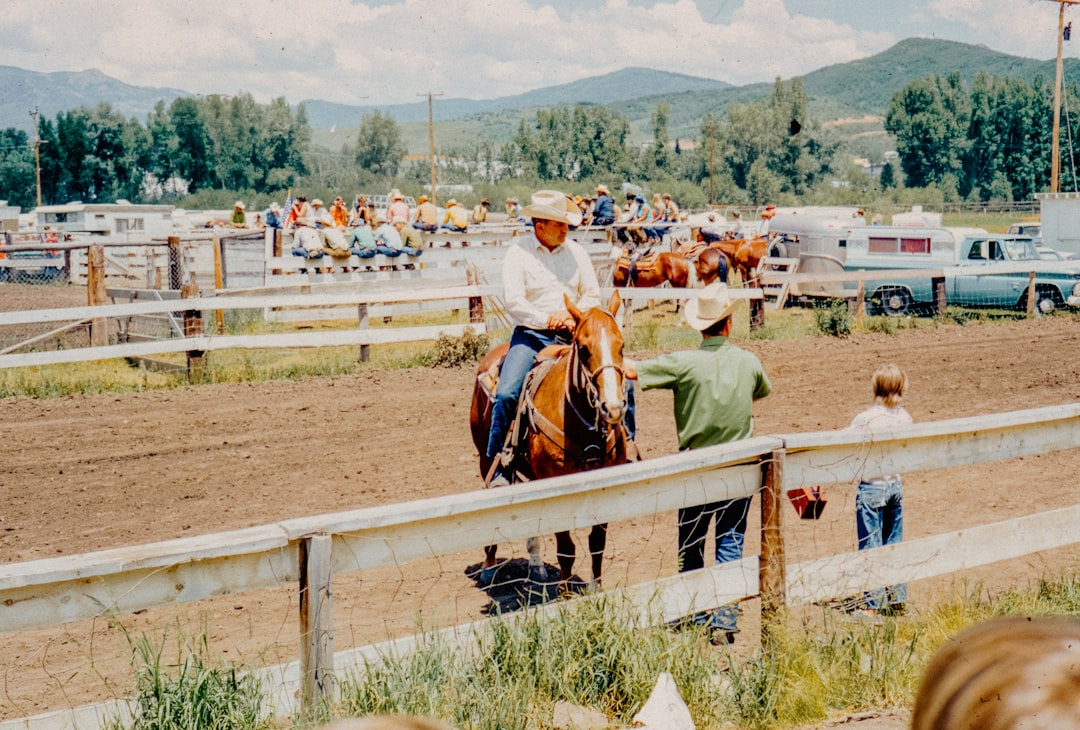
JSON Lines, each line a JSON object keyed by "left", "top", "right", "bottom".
{"left": 564, "top": 291, "right": 626, "bottom": 426}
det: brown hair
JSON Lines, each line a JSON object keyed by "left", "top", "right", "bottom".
{"left": 871, "top": 364, "right": 906, "bottom": 408}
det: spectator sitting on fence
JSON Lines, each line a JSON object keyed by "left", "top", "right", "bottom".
{"left": 387, "top": 190, "right": 411, "bottom": 223}
{"left": 265, "top": 202, "right": 283, "bottom": 229}
{"left": 591, "top": 184, "right": 616, "bottom": 226}
{"left": 412, "top": 195, "right": 439, "bottom": 232}
{"left": 441, "top": 199, "right": 469, "bottom": 232}
{"left": 351, "top": 194, "right": 373, "bottom": 227}
{"left": 286, "top": 195, "right": 313, "bottom": 228}
{"left": 624, "top": 282, "right": 772, "bottom": 645}
{"left": 287, "top": 196, "right": 324, "bottom": 258}
{"left": 471, "top": 198, "right": 490, "bottom": 224}
{"left": 505, "top": 197, "right": 521, "bottom": 221}
{"left": 373, "top": 214, "right": 406, "bottom": 259}
{"left": 330, "top": 196, "right": 350, "bottom": 229}
{"left": 348, "top": 222, "right": 378, "bottom": 264}
{"left": 229, "top": 201, "right": 248, "bottom": 228}
{"left": 310, "top": 199, "right": 350, "bottom": 258}
{"left": 394, "top": 219, "right": 425, "bottom": 260}
{"left": 662, "top": 193, "right": 680, "bottom": 222}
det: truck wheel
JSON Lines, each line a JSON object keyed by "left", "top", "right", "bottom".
{"left": 1025, "top": 287, "right": 1061, "bottom": 315}
{"left": 879, "top": 287, "right": 912, "bottom": 316}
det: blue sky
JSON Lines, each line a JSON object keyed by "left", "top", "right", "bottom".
{"left": 0, "top": 0, "right": 1073, "bottom": 106}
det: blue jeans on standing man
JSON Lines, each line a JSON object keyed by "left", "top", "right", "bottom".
{"left": 677, "top": 496, "right": 752, "bottom": 632}
{"left": 856, "top": 477, "right": 905, "bottom": 610}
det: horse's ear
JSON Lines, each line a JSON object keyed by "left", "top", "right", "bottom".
{"left": 564, "top": 293, "right": 583, "bottom": 323}
{"left": 607, "top": 289, "right": 621, "bottom": 316}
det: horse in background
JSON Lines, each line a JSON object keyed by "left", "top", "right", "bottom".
{"left": 693, "top": 230, "right": 769, "bottom": 286}
{"left": 611, "top": 250, "right": 692, "bottom": 288}
{"left": 469, "top": 291, "right": 631, "bottom": 599}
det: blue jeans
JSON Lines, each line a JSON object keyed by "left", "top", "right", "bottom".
{"left": 856, "top": 478, "right": 906, "bottom": 609}
{"left": 376, "top": 245, "right": 401, "bottom": 257}
{"left": 677, "top": 496, "right": 751, "bottom": 631}
{"left": 486, "top": 327, "right": 564, "bottom": 460}
{"left": 351, "top": 248, "right": 376, "bottom": 258}
{"left": 486, "top": 327, "right": 637, "bottom": 460}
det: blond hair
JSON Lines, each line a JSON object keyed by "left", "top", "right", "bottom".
{"left": 322, "top": 717, "right": 456, "bottom": 730}
{"left": 871, "top": 364, "right": 907, "bottom": 408}
{"left": 912, "top": 616, "right": 1080, "bottom": 730}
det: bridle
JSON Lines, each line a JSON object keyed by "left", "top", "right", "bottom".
{"left": 526, "top": 309, "right": 628, "bottom": 470}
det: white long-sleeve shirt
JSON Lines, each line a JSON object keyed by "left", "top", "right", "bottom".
{"left": 849, "top": 403, "right": 913, "bottom": 484}
{"left": 502, "top": 234, "right": 601, "bottom": 329}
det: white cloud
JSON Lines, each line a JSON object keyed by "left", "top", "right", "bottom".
{"left": 2, "top": 0, "right": 1066, "bottom": 108}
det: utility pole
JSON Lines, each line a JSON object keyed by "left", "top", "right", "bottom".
{"left": 1047, "top": 0, "right": 1080, "bottom": 192}
{"left": 417, "top": 91, "right": 443, "bottom": 206}
{"left": 29, "top": 108, "right": 44, "bottom": 207}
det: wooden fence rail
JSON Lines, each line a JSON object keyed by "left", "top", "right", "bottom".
{"left": 2, "top": 403, "right": 1078, "bottom": 728}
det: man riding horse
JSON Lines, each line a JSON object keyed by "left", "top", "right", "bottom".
{"left": 486, "top": 189, "right": 626, "bottom": 488}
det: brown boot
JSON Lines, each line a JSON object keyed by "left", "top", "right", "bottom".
{"left": 625, "top": 439, "right": 642, "bottom": 462}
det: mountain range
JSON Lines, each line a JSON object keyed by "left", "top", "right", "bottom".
{"left": 3, "top": 38, "right": 1078, "bottom": 150}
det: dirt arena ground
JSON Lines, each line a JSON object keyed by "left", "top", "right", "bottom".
{"left": 2, "top": 308, "right": 1080, "bottom": 727}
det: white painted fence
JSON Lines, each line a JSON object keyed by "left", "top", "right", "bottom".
{"left": 2, "top": 403, "right": 1079, "bottom": 729}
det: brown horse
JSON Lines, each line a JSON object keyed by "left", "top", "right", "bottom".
{"left": 612, "top": 250, "right": 692, "bottom": 288}
{"left": 469, "top": 291, "right": 630, "bottom": 596}
{"left": 698, "top": 232, "right": 769, "bottom": 285}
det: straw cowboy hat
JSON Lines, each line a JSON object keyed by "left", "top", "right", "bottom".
{"left": 417, "top": 195, "right": 430, "bottom": 204}
{"left": 520, "top": 190, "right": 583, "bottom": 226}
{"left": 596, "top": 184, "right": 610, "bottom": 195}
{"left": 269, "top": 202, "right": 281, "bottom": 212}
{"left": 446, "top": 199, "right": 459, "bottom": 207}
{"left": 312, "top": 198, "right": 324, "bottom": 207}
{"left": 392, "top": 191, "right": 404, "bottom": 200}
{"left": 684, "top": 282, "right": 738, "bottom": 331}
{"left": 234, "top": 201, "right": 245, "bottom": 209}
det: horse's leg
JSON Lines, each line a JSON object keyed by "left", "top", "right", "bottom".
{"left": 526, "top": 535, "right": 547, "bottom": 582}
{"left": 555, "top": 530, "right": 577, "bottom": 592}
{"left": 588, "top": 523, "right": 608, "bottom": 590}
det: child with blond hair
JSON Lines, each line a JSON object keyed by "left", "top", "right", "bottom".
{"left": 849, "top": 363, "right": 912, "bottom": 616}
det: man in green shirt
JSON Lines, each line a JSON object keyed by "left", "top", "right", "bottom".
{"left": 626, "top": 281, "right": 771, "bottom": 642}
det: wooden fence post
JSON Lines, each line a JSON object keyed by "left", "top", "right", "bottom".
{"left": 759, "top": 447, "right": 787, "bottom": 646}
{"left": 749, "top": 278, "right": 765, "bottom": 332}
{"left": 181, "top": 274, "right": 205, "bottom": 383}
{"left": 300, "top": 533, "right": 335, "bottom": 716}
{"left": 1026, "top": 271, "right": 1037, "bottom": 318}
{"left": 87, "top": 244, "right": 109, "bottom": 347}
{"left": 854, "top": 280, "right": 866, "bottom": 327}
{"left": 467, "top": 268, "right": 484, "bottom": 325}
{"left": 932, "top": 276, "right": 947, "bottom": 317}
{"left": 213, "top": 235, "right": 226, "bottom": 334}
{"left": 357, "top": 303, "right": 370, "bottom": 362}
{"left": 168, "top": 235, "right": 182, "bottom": 291}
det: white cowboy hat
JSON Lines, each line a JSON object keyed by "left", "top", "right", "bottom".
{"left": 234, "top": 201, "right": 245, "bottom": 209}
{"left": 684, "top": 282, "right": 738, "bottom": 331}
{"left": 520, "top": 190, "right": 583, "bottom": 226}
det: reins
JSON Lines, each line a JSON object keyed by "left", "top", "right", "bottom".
{"left": 525, "top": 310, "right": 627, "bottom": 469}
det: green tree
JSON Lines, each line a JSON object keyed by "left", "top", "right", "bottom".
{"left": 885, "top": 73, "right": 970, "bottom": 189}
{"left": 0, "top": 129, "right": 36, "bottom": 209}
{"left": 355, "top": 110, "right": 406, "bottom": 178}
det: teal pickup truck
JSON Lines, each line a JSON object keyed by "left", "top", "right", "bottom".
{"left": 843, "top": 227, "right": 1080, "bottom": 315}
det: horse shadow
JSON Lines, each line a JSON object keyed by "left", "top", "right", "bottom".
{"left": 464, "top": 558, "right": 590, "bottom": 614}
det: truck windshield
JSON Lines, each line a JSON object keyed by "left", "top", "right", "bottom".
{"left": 1003, "top": 238, "right": 1039, "bottom": 261}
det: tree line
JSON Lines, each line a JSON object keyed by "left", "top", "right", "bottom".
{"left": 0, "top": 72, "right": 1074, "bottom": 214}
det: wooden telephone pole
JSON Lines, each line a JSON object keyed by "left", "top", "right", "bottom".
{"left": 417, "top": 91, "right": 443, "bottom": 206}
{"left": 29, "top": 108, "right": 44, "bottom": 207}
{"left": 1048, "top": 0, "right": 1080, "bottom": 192}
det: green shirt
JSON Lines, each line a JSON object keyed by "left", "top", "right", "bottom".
{"left": 637, "top": 336, "right": 771, "bottom": 450}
